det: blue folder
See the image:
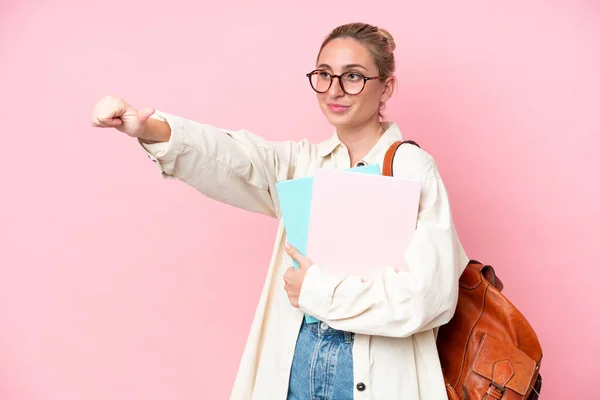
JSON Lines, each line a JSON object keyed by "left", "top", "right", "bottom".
{"left": 275, "top": 164, "right": 381, "bottom": 323}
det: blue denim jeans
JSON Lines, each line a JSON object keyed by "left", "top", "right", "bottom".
{"left": 287, "top": 318, "right": 355, "bottom": 400}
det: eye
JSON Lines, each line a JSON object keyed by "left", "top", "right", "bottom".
{"left": 317, "top": 71, "right": 331, "bottom": 79}
{"left": 344, "top": 72, "right": 363, "bottom": 82}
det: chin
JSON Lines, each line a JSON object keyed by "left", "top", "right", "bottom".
{"left": 321, "top": 108, "right": 355, "bottom": 128}
{"left": 324, "top": 113, "right": 348, "bottom": 127}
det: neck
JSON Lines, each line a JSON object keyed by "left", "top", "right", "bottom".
{"left": 337, "top": 117, "right": 384, "bottom": 166}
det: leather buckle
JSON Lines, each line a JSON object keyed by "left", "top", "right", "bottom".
{"left": 486, "top": 382, "right": 505, "bottom": 399}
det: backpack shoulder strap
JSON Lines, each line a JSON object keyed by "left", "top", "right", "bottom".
{"left": 469, "top": 260, "right": 505, "bottom": 292}
{"left": 382, "top": 140, "right": 420, "bottom": 177}
{"left": 384, "top": 140, "right": 505, "bottom": 292}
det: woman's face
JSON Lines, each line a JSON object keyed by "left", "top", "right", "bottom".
{"left": 314, "top": 37, "right": 394, "bottom": 129}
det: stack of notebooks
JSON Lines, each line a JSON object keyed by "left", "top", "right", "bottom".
{"left": 276, "top": 164, "right": 422, "bottom": 323}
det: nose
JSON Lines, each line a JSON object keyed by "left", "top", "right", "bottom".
{"left": 329, "top": 76, "right": 345, "bottom": 97}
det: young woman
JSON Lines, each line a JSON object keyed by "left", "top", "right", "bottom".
{"left": 91, "top": 22, "right": 469, "bottom": 400}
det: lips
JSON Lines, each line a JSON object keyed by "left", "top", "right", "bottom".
{"left": 327, "top": 103, "right": 350, "bottom": 113}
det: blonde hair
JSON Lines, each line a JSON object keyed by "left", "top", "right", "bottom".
{"left": 318, "top": 22, "right": 396, "bottom": 79}
{"left": 318, "top": 23, "right": 396, "bottom": 119}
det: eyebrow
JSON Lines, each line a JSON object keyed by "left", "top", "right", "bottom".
{"left": 317, "top": 63, "right": 368, "bottom": 71}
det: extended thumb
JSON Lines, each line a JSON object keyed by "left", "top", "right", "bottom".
{"left": 285, "top": 242, "right": 307, "bottom": 263}
{"left": 137, "top": 107, "right": 155, "bottom": 123}
{"left": 285, "top": 242, "right": 300, "bottom": 257}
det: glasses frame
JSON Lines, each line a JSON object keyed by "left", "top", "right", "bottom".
{"left": 306, "top": 69, "right": 382, "bottom": 95}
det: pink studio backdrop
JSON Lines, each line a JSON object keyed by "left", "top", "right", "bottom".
{"left": 1, "top": 0, "right": 598, "bottom": 398}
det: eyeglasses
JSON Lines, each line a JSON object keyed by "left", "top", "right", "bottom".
{"left": 306, "top": 70, "right": 381, "bottom": 95}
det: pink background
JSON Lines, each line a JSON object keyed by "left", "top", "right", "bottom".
{"left": 1, "top": 0, "right": 598, "bottom": 398}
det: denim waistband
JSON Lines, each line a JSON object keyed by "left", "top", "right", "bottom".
{"left": 302, "top": 319, "right": 354, "bottom": 343}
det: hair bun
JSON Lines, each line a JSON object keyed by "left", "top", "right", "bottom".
{"left": 377, "top": 28, "right": 396, "bottom": 51}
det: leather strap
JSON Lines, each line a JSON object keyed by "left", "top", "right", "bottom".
{"left": 491, "top": 360, "right": 515, "bottom": 391}
{"left": 484, "top": 384, "right": 505, "bottom": 399}
{"left": 445, "top": 384, "right": 460, "bottom": 400}
{"left": 469, "top": 260, "right": 504, "bottom": 292}
{"left": 383, "top": 141, "right": 506, "bottom": 294}
{"left": 382, "top": 140, "right": 420, "bottom": 177}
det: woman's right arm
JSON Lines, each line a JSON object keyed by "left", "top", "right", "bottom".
{"left": 91, "top": 95, "right": 301, "bottom": 218}
{"left": 138, "top": 116, "right": 172, "bottom": 143}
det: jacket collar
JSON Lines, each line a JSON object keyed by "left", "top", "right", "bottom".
{"left": 317, "top": 122, "right": 404, "bottom": 164}
{"left": 317, "top": 133, "right": 341, "bottom": 157}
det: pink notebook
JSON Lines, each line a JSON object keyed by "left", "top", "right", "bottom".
{"left": 306, "top": 169, "right": 421, "bottom": 280}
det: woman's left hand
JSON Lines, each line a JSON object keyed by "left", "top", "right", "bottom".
{"left": 283, "top": 243, "right": 314, "bottom": 308}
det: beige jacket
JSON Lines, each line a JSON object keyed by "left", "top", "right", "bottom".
{"left": 141, "top": 111, "right": 469, "bottom": 400}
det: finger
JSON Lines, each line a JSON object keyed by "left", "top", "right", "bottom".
{"left": 284, "top": 243, "right": 312, "bottom": 268}
{"left": 284, "top": 242, "right": 303, "bottom": 261}
{"left": 105, "top": 118, "right": 124, "bottom": 127}
{"left": 91, "top": 116, "right": 122, "bottom": 127}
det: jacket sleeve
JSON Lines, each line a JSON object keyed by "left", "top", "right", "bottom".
{"left": 139, "top": 110, "right": 300, "bottom": 218}
{"left": 298, "top": 151, "right": 469, "bottom": 338}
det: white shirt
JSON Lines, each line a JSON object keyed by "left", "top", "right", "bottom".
{"left": 141, "top": 111, "right": 469, "bottom": 399}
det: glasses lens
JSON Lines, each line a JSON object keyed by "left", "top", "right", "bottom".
{"left": 310, "top": 71, "right": 331, "bottom": 93}
{"left": 341, "top": 72, "right": 365, "bottom": 95}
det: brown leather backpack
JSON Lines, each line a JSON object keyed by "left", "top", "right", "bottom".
{"left": 383, "top": 141, "right": 543, "bottom": 400}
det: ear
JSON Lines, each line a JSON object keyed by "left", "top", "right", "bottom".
{"left": 380, "top": 75, "right": 396, "bottom": 104}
